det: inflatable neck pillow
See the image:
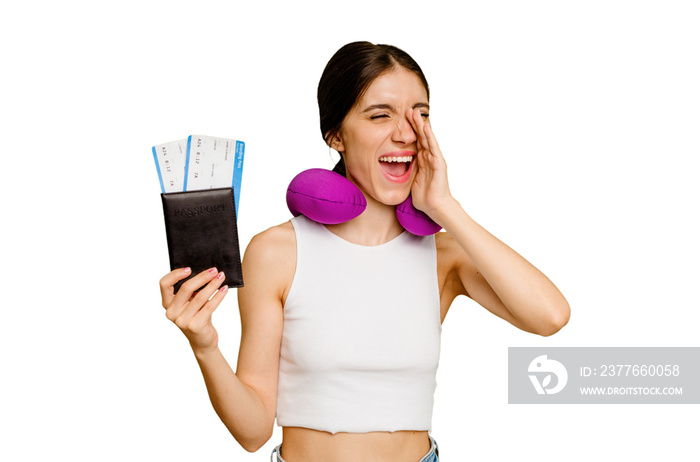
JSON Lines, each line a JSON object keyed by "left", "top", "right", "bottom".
{"left": 286, "top": 169, "right": 441, "bottom": 236}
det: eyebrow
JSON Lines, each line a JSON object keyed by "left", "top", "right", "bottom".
{"left": 362, "top": 102, "right": 430, "bottom": 113}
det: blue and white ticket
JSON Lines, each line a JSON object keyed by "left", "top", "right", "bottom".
{"left": 184, "top": 135, "right": 245, "bottom": 215}
{"left": 152, "top": 135, "right": 245, "bottom": 217}
{"left": 152, "top": 139, "right": 188, "bottom": 193}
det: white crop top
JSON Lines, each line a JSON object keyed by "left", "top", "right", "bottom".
{"left": 276, "top": 215, "right": 442, "bottom": 434}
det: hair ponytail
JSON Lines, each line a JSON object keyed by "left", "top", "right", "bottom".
{"left": 332, "top": 156, "right": 347, "bottom": 176}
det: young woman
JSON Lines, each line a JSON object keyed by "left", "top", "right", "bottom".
{"left": 159, "top": 41, "right": 570, "bottom": 462}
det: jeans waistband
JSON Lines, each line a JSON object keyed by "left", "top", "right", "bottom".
{"left": 271, "top": 435, "right": 439, "bottom": 462}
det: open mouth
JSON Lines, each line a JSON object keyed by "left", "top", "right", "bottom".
{"left": 378, "top": 155, "right": 414, "bottom": 183}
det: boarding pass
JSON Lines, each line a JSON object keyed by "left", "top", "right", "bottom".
{"left": 152, "top": 135, "right": 245, "bottom": 216}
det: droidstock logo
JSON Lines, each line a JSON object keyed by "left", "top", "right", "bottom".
{"left": 528, "top": 355, "right": 568, "bottom": 395}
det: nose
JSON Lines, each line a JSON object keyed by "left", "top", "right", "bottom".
{"left": 391, "top": 113, "right": 417, "bottom": 145}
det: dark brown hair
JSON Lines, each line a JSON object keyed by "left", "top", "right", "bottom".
{"left": 317, "top": 41, "right": 430, "bottom": 176}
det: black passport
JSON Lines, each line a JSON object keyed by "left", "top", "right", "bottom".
{"left": 161, "top": 187, "right": 243, "bottom": 292}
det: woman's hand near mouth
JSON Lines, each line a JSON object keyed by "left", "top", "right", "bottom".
{"left": 407, "top": 107, "right": 454, "bottom": 225}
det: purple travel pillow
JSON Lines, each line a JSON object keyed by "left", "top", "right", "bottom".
{"left": 396, "top": 195, "right": 442, "bottom": 236}
{"left": 286, "top": 169, "right": 366, "bottom": 224}
{"left": 286, "top": 169, "right": 441, "bottom": 236}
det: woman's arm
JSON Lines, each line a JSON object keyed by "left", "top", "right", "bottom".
{"left": 435, "top": 208, "right": 570, "bottom": 336}
{"left": 408, "top": 109, "right": 570, "bottom": 336}
{"left": 159, "top": 223, "right": 293, "bottom": 452}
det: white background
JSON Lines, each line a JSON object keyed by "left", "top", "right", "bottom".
{"left": 2, "top": 1, "right": 698, "bottom": 460}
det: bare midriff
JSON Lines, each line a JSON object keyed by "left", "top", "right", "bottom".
{"left": 279, "top": 427, "right": 431, "bottom": 462}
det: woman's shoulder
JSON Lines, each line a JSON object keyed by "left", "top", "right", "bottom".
{"left": 245, "top": 220, "right": 296, "bottom": 260}
{"left": 254, "top": 220, "right": 296, "bottom": 243}
{"left": 240, "top": 221, "right": 297, "bottom": 301}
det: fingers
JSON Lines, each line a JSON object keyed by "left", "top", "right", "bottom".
{"left": 408, "top": 108, "right": 441, "bottom": 158}
{"left": 160, "top": 266, "right": 228, "bottom": 351}
{"left": 422, "top": 119, "right": 443, "bottom": 159}
{"left": 407, "top": 109, "right": 430, "bottom": 175}
{"left": 161, "top": 266, "right": 220, "bottom": 318}
{"left": 406, "top": 108, "right": 425, "bottom": 147}
{"left": 176, "top": 271, "right": 226, "bottom": 322}
{"left": 185, "top": 285, "right": 228, "bottom": 332}
{"left": 159, "top": 267, "right": 192, "bottom": 308}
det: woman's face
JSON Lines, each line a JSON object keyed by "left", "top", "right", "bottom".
{"left": 334, "top": 67, "right": 429, "bottom": 206}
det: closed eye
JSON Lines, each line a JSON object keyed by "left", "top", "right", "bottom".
{"left": 370, "top": 112, "right": 429, "bottom": 120}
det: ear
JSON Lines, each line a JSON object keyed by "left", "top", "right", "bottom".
{"left": 327, "top": 131, "right": 345, "bottom": 153}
